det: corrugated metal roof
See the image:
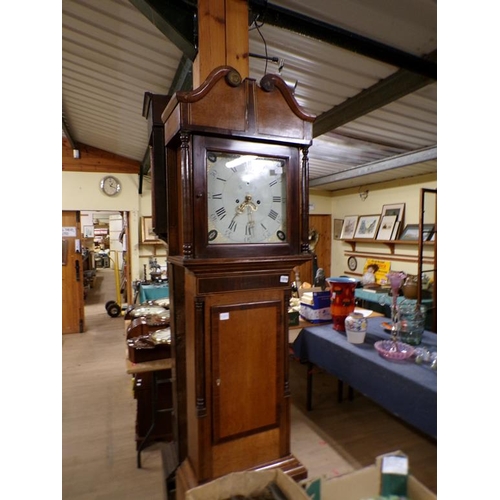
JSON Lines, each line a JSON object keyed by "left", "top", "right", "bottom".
{"left": 62, "top": 0, "right": 437, "bottom": 192}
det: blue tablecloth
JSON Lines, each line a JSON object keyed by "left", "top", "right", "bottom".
{"left": 138, "top": 283, "right": 169, "bottom": 303}
{"left": 292, "top": 316, "right": 437, "bottom": 439}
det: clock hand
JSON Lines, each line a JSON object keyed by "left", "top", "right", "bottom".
{"left": 246, "top": 207, "right": 255, "bottom": 234}
{"left": 237, "top": 194, "right": 257, "bottom": 213}
{"left": 246, "top": 204, "right": 255, "bottom": 222}
{"left": 235, "top": 195, "right": 259, "bottom": 235}
{"left": 228, "top": 202, "right": 245, "bottom": 231}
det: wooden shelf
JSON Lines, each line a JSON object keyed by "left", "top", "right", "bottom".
{"left": 342, "top": 239, "right": 434, "bottom": 254}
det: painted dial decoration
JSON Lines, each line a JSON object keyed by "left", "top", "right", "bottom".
{"left": 207, "top": 152, "right": 287, "bottom": 244}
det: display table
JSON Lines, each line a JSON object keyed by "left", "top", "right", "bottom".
{"left": 292, "top": 316, "right": 437, "bottom": 439}
{"left": 138, "top": 282, "right": 169, "bottom": 303}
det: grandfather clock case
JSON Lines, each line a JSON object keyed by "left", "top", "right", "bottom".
{"left": 156, "top": 66, "right": 315, "bottom": 497}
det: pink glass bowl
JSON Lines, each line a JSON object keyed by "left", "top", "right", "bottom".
{"left": 374, "top": 340, "right": 415, "bottom": 361}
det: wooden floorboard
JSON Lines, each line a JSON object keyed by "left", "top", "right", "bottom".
{"left": 63, "top": 268, "right": 166, "bottom": 500}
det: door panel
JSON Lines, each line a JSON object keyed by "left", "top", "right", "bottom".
{"left": 211, "top": 301, "right": 280, "bottom": 443}
{"left": 62, "top": 211, "right": 85, "bottom": 334}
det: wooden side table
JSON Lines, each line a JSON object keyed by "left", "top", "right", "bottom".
{"left": 126, "top": 357, "right": 174, "bottom": 468}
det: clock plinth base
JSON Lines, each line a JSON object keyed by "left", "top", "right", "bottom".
{"left": 175, "top": 455, "right": 307, "bottom": 500}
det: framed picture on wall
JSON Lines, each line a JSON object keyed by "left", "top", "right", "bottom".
{"left": 376, "top": 215, "right": 397, "bottom": 240}
{"left": 381, "top": 203, "right": 405, "bottom": 223}
{"left": 391, "top": 221, "right": 401, "bottom": 240}
{"left": 400, "top": 223, "right": 435, "bottom": 241}
{"left": 354, "top": 215, "right": 380, "bottom": 239}
{"left": 333, "top": 219, "right": 344, "bottom": 239}
{"left": 340, "top": 216, "right": 358, "bottom": 239}
{"left": 422, "top": 224, "right": 435, "bottom": 241}
{"left": 141, "top": 216, "right": 161, "bottom": 244}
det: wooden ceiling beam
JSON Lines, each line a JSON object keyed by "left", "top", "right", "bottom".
{"left": 314, "top": 50, "right": 437, "bottom": 138}
{"left": 128, "top": 0, "right": 197, "bottom": 60}
{"left": 193, "top": 0, "right": 249, "bottom": 86}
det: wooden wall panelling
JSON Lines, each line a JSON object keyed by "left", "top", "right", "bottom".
{"left": 62, "top": 138, "right": 140, "bottom": 173}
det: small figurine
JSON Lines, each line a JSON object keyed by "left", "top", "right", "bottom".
{"left": 314, "top": 268, "right": 326, "bottom": 290}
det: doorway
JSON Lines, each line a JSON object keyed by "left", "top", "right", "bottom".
{"left": 62, "top": 210, "right": 131, "bottom": 332}
{"left": 82, "top": 210, "right": 131, "bottom": 318}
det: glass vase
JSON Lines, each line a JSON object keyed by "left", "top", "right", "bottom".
{"left": 398, "top": 303, "right": 427, "bottom": 346}
{"left": 386, "top": 271, "right": 406, "bottom": 345}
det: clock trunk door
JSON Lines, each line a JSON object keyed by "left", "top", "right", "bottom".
{"left": 205, "top": 291, "right": 287, "bottom": 478}
{"left": 211, "top": 301, "right": 280, "bottom": 442}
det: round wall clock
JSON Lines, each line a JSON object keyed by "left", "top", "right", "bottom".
{"left": 100, "top": 176, "right": 121, "bottom": 196}
{"left": 206, "top": 151, "right": 287, "bottom": 244}
{"left": 347, "top": 256, "right": 357, "bottom": 271}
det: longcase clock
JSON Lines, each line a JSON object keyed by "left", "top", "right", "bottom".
{"left": 157, "top": 66, "right": 315, "bottom": 498}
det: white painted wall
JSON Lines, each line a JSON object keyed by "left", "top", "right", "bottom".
{"left": 310, "top": 173, "right": 437, "bottom": 279}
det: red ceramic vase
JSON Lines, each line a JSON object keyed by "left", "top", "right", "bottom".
{"left": 327, "top": 277, "right": 358, "bottom": 331}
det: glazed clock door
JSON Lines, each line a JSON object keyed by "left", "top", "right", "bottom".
{"left": 192, "top": 135, "right": 301, "bottom": 259}
{"left": 206, "top": 152, "right": 287, "bottom": 245}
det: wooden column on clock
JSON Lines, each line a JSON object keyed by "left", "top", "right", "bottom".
{"left": 151, "top": 2, "right": 315, "bottom": 498}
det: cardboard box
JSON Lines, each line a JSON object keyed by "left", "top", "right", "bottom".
{"left": 299, "top": 288, "right": 331, "bottom": 309}
{"left": 318, "top": 451, "right": 436, "bottom": 500}
{"left": 185, "top": 469, "right": 310, "bottom": 500}
{"left": 300, "top": 303, "right": 332, "bottom": 323}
